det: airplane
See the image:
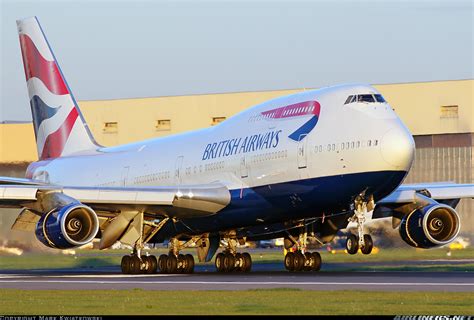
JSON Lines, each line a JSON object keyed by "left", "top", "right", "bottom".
{"left": 1, "top": 16, "right": 473, "bottom": 274}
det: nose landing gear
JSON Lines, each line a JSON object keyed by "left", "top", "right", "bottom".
{"left": 346, "top": 196, "right": 374, "bottom": 255}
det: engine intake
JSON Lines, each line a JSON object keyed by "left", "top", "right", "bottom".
{"left": 399, "top": 204, "right": 460, "bottom": 249}
{"left": 35, "top": 203, "right": 99, "bottom": 249}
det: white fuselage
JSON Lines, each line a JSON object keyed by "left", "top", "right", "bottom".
{"left": 27, "top": 84, "right": 415, "bottom": 197}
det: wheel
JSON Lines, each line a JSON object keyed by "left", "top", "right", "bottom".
{"left": 166, "top": 255, "right": 178, "bottom": 273}
{"left": 235, "top": 253, "right": 243, "bottom": 272}
{"left": 147, "top": 255, "right": 158, "bottom": 274}
{"left": 242, "top": 252, "right": 252, "bottom": 272}
{"left": 215, "top": 252, "right": 225, "bottom": 272}
{"left": 223, "top": 253, "right": 236, "bottom": 272}
{"left": 121, "top": 255, "right": 131, "bottom": 274}
{"left": 184, "top": 254, "right": 195, "bottom": 273}
{"left": 361, "top": 234, "right": 373, "bottom": 255}
{"left": 177, "top": 254, "right": 185, "bottom": 273}
{"left": 284, "top": 252, "right": 295, "bottom": 271}
{"left": 346, "top": 234, "right": 359, "bottom": 255}
{"left": 311, "top": 252, "right": 322, "bottom": 271}
{"left": 293, "top": 251, "right": 305, "bottom": 271}
{"left": 303, "top": 252, "right": 313, "bottom": 271}
{"left": 158, "top": 254, "right": 168, "bottom": 273}
{"left": 129, "top": 255, "right": 141, "bottom": 274}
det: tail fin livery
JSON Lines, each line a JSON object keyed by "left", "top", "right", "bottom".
{"left": 17, "top": 17, "right": 99, "bottom": 160}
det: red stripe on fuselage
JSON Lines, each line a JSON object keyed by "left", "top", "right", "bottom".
{"left": 261, "top": 101, "right": 321, "bottom": 119}
{"left": 40, "top": 107, "right": 78, "bottom": 160}
{"left": 19, "top": 34, "right": 69, "bottom": 96}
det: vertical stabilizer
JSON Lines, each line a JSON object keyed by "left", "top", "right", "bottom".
{"left": 17, "top": 16, "right": 99, "bottom": 160}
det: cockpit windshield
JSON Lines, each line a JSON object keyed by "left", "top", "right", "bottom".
{"left": 344, "top": 94, "right": 386, "bottom": 105}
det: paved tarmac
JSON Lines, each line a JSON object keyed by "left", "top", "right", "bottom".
{"left": 0, "top": 263, "right": 472, "bottom": 292}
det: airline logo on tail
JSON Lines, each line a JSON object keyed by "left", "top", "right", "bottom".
{"left": 17, "top": 17, "right": 96, "bottom": 160}
{"left": 260, "top": 101, "right": 321, "bottom": 141}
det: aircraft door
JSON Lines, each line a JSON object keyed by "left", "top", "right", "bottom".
{"left": 240, "top": 156, "right": 249, "bottom": 178}
{"left": 297, "top": 134, "right": 308, "bottom": 169}
{"left": 175, "top": 156, "right": 184, "bottom": 187}
{"left": 121, "top": 166, "right": 130, "bottom": 186}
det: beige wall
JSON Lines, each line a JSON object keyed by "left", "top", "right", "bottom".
{"left": 0, "top": 123, "right": 36, "bottom": 163}
{"left": 376, "top": 80, "right": 473, "bottom": 135}
{"left": 1, "top": 79, "right": 472, "bottom": 163}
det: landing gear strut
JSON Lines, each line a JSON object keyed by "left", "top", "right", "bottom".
{"left": 283, "top": 229, "right": 322, "bottom": 272}
{"left": 215, "top": 238, "right": 252, "bottom": 273}
{"left": 346, "top": 196, "right": 374, "bottom": 255}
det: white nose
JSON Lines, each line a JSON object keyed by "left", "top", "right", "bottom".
{"left": 380, "top": 126, "right": 415, "bottom": 171}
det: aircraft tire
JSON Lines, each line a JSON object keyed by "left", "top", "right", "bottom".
{"left": 361, "top": 234, "right": 373, "bottom": 255}
{"left": 177, "top": 254, "right": 186, "bottom": 273}
{"left": 311, "top": 252, "right": 322, "bottom": 271}
{"left": 235, "top": 253, "right": 243, "bottom": 272}
{"left": 147, "top": 255, "right": 158, "bottom": 274}
{"left": 303, "top": 252, "right": 313, "bottom": 271}
{"left": 346, "top": 234, "right": 359, "bottom": 255}
{"left": 215, "top": 252, "right": 225, "bottom": 272}
{"left": 166, "top": 254, "right": 178, "bottom": 273}
{"left": 284, "top": 252, "right": 295, "bottom": 271}
{"left": 293, "top": 251, "right": 305, "bottom": 271}
{"left": 242, "top": 252, "right": 252, "bottom": 272}
{"left": 184, "top": 254, "right": 195, "bottom": 273}
{"left": 129, "top": 255, "right": 141, "bottom": 274}
{"left": 223, "top": 253, "right": 236, "bottom": 272}
{"left": 158, "top": 254, "right": 168, "bottom": 273}
{"left": 121, "top": 255, "right": 131, "bottom": 274}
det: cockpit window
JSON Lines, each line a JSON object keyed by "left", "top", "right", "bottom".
{"left": 374, "top": 94, "right": 386, "bottom": 103}
{"left": 344, "top": 95, "right": 356, "bottom": 104}
{"left": 345, "top": 93, "right": 386, "bottom": 105}
{"left": 358, "top": 94, "right": 375, "bottom": 103}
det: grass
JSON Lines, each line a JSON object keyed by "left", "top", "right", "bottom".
{"left": 0, "top": 289, "right": 472, "bottom": 315}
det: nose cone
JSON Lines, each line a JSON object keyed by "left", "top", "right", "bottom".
{"left": 380, "top": 126, "right": 415, "bottom": 171}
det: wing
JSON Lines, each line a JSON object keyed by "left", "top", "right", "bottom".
{"left": 374, "top": 182, "right": 473, "bottom": 224}
{"left": 378, "top": 182, "right": 474, "bottom": 204}
{"left": 0, "top": 179, "right": 231, "bottom": 219}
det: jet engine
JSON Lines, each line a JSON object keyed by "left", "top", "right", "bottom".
{"left": 399, "top": 204, "right": 460, "bottom": 249}
{"left": 35, "top": 203, "right": 99, "bottom": 249}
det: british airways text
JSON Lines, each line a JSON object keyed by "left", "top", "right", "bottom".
{"left": 202, "top": 130, "right": 282, "bottom": 160}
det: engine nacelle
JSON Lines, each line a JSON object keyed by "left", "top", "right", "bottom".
{"left": 35, "top": 203, "right": 99, "bottom": 249}
{"left": 399, "top": 204, "right": 460, "bottom": 249}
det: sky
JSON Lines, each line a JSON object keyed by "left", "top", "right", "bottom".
{"left": 1, "top": 0, "right": 473, "bottom": 121}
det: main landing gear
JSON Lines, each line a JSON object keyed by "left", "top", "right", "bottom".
{"left": 283, "top": 230, "right": 322, "bottom": 272}
{"left": 157, "top": 237, "right": 196, "bottom": 274}
{"left": 346, "top": 196, "right": 374, "bottom": 255}
{"left": 215, "top": 238, "right": 252, "bottom": 273}
{"left": 284, "top": 251, "right": 321, "bottom": 272}
{"left": 121, "top": 254, "right": 158, "bottom": 274}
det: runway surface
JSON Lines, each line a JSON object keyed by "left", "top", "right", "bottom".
{"left": 1, "top": 263, "right": 473, "bottom": 292}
